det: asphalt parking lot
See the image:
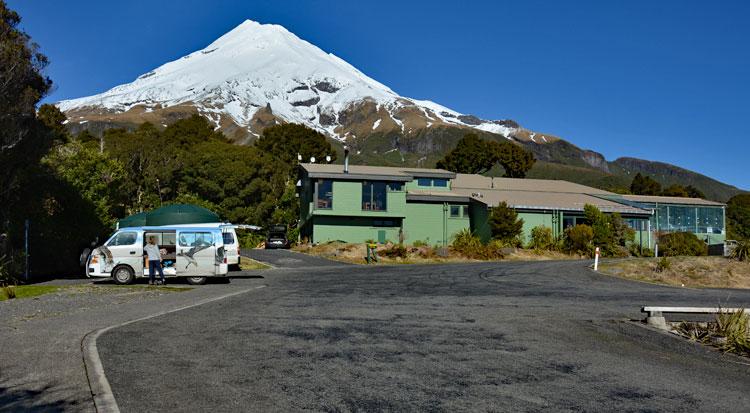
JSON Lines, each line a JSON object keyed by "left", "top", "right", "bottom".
{"left": 97, "top": 257, "right": 750, "bottom": 412}
{"left": 241, "top": 248, "right": 351, "bottom": 269}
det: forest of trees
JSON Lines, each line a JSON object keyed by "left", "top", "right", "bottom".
{"left": 436, "top": 133, "right": 535, "bottom": 178}
{"left": 4, "top": 102, "right": 335, "bottom": 276}
{"left": 629, "top": 172, "right": 705, "bottom": 198}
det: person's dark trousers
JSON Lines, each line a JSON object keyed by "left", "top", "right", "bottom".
{"left": 148, "top": 260, "right": 165, "bottom": 284}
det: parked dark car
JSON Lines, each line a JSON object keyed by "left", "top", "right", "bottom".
{"left": 265, "top": 224, "right": 290, "bottom": 249}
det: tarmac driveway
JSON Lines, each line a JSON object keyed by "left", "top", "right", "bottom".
{"left": 98, "top": 260, "right": 750, "bottom": 412}
{"left": 241, "top": 248, "right": 350, "bottom": 268}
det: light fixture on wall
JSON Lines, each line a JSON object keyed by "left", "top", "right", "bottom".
{"left": 325, "top": 155, "right": 331, "bottom": 163}
{"left": 310, "top": 156, "right": 316, "bottom": 163}
{"left": 297, "top": 153, "right": 302, "bottom": 162}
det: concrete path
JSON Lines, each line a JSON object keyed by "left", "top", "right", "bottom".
{"left": 0, "top": 278, "right": 266, "bottom": 412}
{"left": 241, "top": 248, "right": 350, "bottom": 269}
{"left": 98, "top": 260, "right": 750, "bottom": 412}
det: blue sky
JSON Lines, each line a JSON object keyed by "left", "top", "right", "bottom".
{"left": 9, "top": 0, "right": 749, "bottom": 189}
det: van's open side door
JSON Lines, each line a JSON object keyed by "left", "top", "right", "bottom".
{"left": 176, "top": 230, "right": 217, "bottom": 276}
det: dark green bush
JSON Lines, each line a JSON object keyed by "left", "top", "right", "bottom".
{"left": 658, "top": 232, "right": 707, "bottom": 257}
{"left": 380, "top": 244, "right": 407, "bottom": 258}
{"left": 488, "top": 202, "right": 524, "bottom": 243}
{"left": 654, "top": 257, "right": 671, "bottom": 273}
{"left": 730, "top": 240, "right": 750, "bottom": 262}
{"left": 452, "top": 229, "right": 503, "bottom": 260}
{"left": 528, "top": 225, "right": 554, "bottom": 250}
{"left": 564, "top": 224, "right": 594, "bottom": 255}
{"left": 628, "top": 244, "right": 654, "bottom": 258}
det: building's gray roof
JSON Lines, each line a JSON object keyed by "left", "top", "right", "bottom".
{"left": 619, "top": 194, "right": 725, "bottom": 207}
{"left": 301, "top": 163, "right": 455, "bottom": 181}
{"left": 406, "top": 190, "right": 473, "bottom": 203}
{"left": 451, "top": 188, "right": 651, "bottom": 215}
{"left": 452, "top": 174, "right": 615, "bottom": 195}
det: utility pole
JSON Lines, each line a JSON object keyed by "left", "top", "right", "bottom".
{"left": 156, "top": 178, "right": 163, "bottom": 205}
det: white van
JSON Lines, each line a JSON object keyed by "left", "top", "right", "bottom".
{"left": 165, "top": 223, "right": 241, "bottom": 270}
{"left": 87, "top": 226, "right": 228, "bottom": 285}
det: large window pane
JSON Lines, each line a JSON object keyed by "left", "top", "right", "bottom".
{"left": 107, "top": 232, "right": 137, "bottom": 246}
{"left": 697, "top": 207, "right": 724, "bottom": 234}
{"left": 178, "top": 232, "right": 213, "bottom": 247}
{"left": 317, "top": 180, "right": 333, "bottom": 209}
{"left": 433, "top": 178, "right": 448, "bottom": 187}
{"left": 417, "top": 178, "right": 431, "bottom": 186}
{"left": 668, "top": 206, "right": 695, "bottom": 232}
{"left": 372, "top": 182, "right": 387, "bottom": 211}
{"left": 362, "top": 181, "right": 388, "bottom": 211}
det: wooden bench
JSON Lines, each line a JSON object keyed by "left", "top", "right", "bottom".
{"left": 641, "top": 306, "right": 750, "bottom": 330}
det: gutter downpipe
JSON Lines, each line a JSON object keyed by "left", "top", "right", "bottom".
{"left": 444, "top": 202, "right": 448, "bottom": 247}
{"left": 344, "top": 146, "right": 349, "bottom": 174}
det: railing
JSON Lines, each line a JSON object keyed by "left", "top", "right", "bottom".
{"left": 641, "top": 306, "right": 750, "bottom": 330}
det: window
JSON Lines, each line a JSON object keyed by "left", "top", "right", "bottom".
{"left": 362, "top": 181, "right": 388, "bottom": 211}
{"left": 387, "top": 182, "right": 404, "bottom": 191}
{"left": 433, "top": 178, "right": 448, "bottom": 187}
{"left": 450, "top": 205, "right": 461, "bottom": 217}
{"left": 626, "top": 219, "right": 646, "bottom": 231}
{"left": 562, "top": 217, "right": 576, "bottom": 229}
{"left": 417, "top": 178, "right": 432, "bottom": 186}
{"left": 107, "top": 232, "right": 137, "bottom": 246}
{"left": 462, "top": 205, "right": 469, "bottom": 217}
{"left": 316, "top": 179, "right": 333, "bottom": 209}
{"left": 179, "top": 232, "right": 214, "bottom": 247}
{"left": 222, "top": 232, "right": 235, "bottom": 245}
{"left": 144, "top": 232, "right": 176, "bottom": 246}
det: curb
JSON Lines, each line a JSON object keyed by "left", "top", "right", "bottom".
{"left": 80, "top": 285, "right": 267, "bottom": 412}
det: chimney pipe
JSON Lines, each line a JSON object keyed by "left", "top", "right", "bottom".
{"left": 344, "top": 146, "right": 350, "bottom": 173}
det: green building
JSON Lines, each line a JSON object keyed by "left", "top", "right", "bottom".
{"left": 298, "top": 163, "right": 726, "bottom": 250}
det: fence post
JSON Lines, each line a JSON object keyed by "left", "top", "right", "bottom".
{"left": 594, "top": 246, "right": 600, "bottom": 271}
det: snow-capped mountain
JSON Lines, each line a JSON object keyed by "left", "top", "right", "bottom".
{"left": 58, "top": 19, "right": 529, "bottom": 143}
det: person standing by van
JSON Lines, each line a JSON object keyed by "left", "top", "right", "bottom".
{"left": 144, "top": 236, "right": 165, "bottom": 285}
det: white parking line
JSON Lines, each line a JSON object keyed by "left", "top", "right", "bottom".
{"left": 80, "top": 285, "right": 267, "bottom": 413}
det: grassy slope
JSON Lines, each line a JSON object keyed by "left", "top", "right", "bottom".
{"left": 599, "top": 257, "right": 750, "bottom": 288}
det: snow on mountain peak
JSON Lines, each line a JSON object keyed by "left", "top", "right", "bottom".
{"left": 57, "top": 19, "right": 517, "bottom": 141}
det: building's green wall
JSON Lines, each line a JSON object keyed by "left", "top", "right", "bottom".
{"left": 470, "top": 205, "right": 562, "bottom": 246}
{"left": 517, "top": 211, "right": 556, "bottom": 246}
{"left": 402, "top": 202, "right": 470, "bottom": 246}
{"left": 312, "top": 216, "right": 401, "bottom": 244}
{"left": 470, "top": 201, "right": 491, "bottom": 243}
{"left": 312, "top": 180, "right": 406, "bottom": 218}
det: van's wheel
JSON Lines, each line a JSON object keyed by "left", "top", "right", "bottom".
{"left": 112, "top": 266, "right": 135, "bottom": 285}
{"left": 186, "top": 276, "right": 207, "bottom": 285}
